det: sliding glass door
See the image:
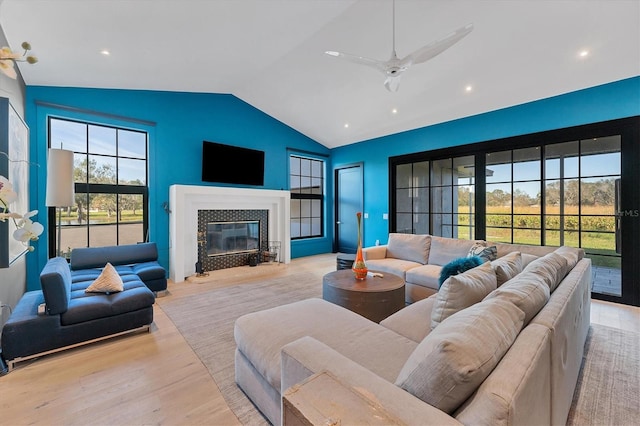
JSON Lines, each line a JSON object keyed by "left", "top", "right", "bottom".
{"left": 394, "top": 156, "right": 475, "bottom": 239}
{"left": 484, "top": 138, "right": 622, "bottom": 297}
{"left": 389, "top": 117, "right": 639, "bottom": 306}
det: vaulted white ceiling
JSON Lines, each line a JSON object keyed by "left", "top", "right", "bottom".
{"left": 1, "top": 0, "right": 638, "bottom": 149}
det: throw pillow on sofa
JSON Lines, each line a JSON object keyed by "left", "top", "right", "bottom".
{"left": 431, "top": 262, "right": 497, "bottom": 329}
{"left": 438, "top": 255, "right": 484, "bottom": 287}
{"left": 483, "top": 270, "right": 550, "bottom": 325}
{"left": 85, "top": 262, "right": 124, "bottom": 293}
{"left": 468, "top": 241, "right": 498, "bottom": 262}
{"left": 396, "top": 297, "right": 525, "bottom": 414}
{"left": 490, "top": 251, "right": 523, "bottom": 286}
{"left": 521, "top": 251, "right": 569, "bottom": 292}
{"left": 386, "top": 233, "right": 431, "bottom": 264}
{"left": 554, "top": 246, "right": 583, "bottom": 270}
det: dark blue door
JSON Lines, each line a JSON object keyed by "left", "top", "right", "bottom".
{"left": 336, "top": 164, "right": 363, "bottom": 253}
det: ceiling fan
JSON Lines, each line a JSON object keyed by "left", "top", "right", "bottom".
{"left": 325, "top": 0, "right": 473, "bottom": 92}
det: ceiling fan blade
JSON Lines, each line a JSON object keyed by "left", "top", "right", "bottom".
{"left": 325, "top": 50, "right": 387, "bottom": 73}
{"left": 404, "top": 23, "right": 473, "bottom": 65}
{"left": 384, "top": 74, "right": 402, "bottom": 92}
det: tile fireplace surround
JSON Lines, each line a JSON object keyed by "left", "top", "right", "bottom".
{"left": 169, "top": 185, "right": 291, "bottom": 283}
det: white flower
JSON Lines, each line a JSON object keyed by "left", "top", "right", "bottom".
{"left": 0, "top": 43, "right": 37, "bottom": 80}
{"left": 0, "top": 211, "right": 21, "bottom": 222}
{"left": 13, "top": 210, "right": 44, "bottom": 249}
{"left": 0, "top": 175, "right": 18, "bottom": 206}
{"left": 0, "top": 59, "right": 17, "bottom": 79}
{"left": 0, "top": 174, "right": 44, "bottom": 252}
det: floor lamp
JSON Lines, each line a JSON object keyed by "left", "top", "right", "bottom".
{"left": 45, "top": 148, "right": 74, "bottom": 257}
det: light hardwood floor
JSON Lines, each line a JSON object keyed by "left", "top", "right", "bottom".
{"left": 1, "top": 253, "right": 638, "bottom": 425}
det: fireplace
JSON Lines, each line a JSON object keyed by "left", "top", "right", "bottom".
{"left": 169, "top": 185, "right": 291, "bottom": 282}
{"left": 197, "top": 209, "right": 268, "bottom": 271}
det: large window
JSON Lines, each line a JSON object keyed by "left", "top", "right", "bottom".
{"left": 543, "top": 137, "right": 621, "bottom": 295}
{"left": 394, "top": 156, "right": 475, "bottom": 239}
{"left": 389, "top": 117, "right": 639, "bottom": 306}
{"left": 48, "top": 117, "right": 148, "bottom": 257}
{"left": 395, "top": 161, "right": 429, "bottom": 234}
{"left": 290, "top": 155, "right": 324, "bottom": 239}
{"left": 486, "top": 147, "right": 542, "bottom": 245}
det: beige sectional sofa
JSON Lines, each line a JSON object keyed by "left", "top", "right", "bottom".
{"left": 234, "top": 236, "right": 591, "bottom": 425}
{"left": 364, "top": 233, "right": 557, "bottom": 303}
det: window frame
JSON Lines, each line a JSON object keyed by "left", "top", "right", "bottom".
{"left": 289, "top": 154, "right": 325, "bottom": 240}
{"left": 389, "top": 116, "right": 640, "bottom": 307}
{"left": 47, "top": 117, "right": 149, "bottom": 258}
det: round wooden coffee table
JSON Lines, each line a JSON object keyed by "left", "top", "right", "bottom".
{"left": 322, "top": 269, "right": 405, "bottom": 323}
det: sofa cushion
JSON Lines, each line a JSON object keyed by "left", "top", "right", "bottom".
{"left": 234, "top": 298, "right": 417, "bottom": 392}
{"left": 522, "top": 252, "right": 569, "bottom": 293}
{"left": 71, "top": 274, "right": 146, "bottom": 297}
{"left": 428, "top": 237, "right": 477, "bottom": 266}
{"left": 132, "top": 261, "right": 168, "bottom": 281}
{"left": 491, "top": 251, "right": 523, "bottom": 286}
{"left": 61, "top": 281, "right": 155, "bottom": 326}
{"left": 386, "top": 233, "right": 430, "bottom": 265}
{"left": 484, "top": 270, "right": 550, "bottom": 325}
{"left": 396, "top": 298, "right": 525, "bottom": 414}
{"left": 40, "top": 257, "right": 72, "bottom": 315}
{"left": 554, "top": 246, "right": 583, "bottom": 270}
{"left": 113, "top": 265, "right": 137, "bottom": 276}
{"left": 380, "top": 294, "right": 437, "bottom": 343}
{"left": 70, "top": 268, "right": 102, "bottom": 283}
{"left": 489, "top": 242, "right": 556, "bottom": 259}
{"left": 438, "top": 255, "right": 484, "bottom": 287}
{"left": 85, "top": 263, "right": 124, "bottom": 293}
{"left": 431, "top": 262, "right": 497, "bottom": 329}
{"left": 521, "top": 252, "right": 539, "bottom": 268}
{"left": 404, "top": 264, "right": 442, "bottom": 292}
{"left": 365, "top": 258, "right": 422, "bottom": 280}
{"left": 468, "top": 241, "right": 498, "bottom": 261}
{"left": 70, "top": 242, "right": 159, "bottom": 270}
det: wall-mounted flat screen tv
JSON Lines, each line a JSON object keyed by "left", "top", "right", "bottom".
{"left": 201, "top": 141, "right": 265, "bottom": 186}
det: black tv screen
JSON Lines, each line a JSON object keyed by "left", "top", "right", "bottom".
{"left": 202, "top": 141, "right": 265, "bottom": 186}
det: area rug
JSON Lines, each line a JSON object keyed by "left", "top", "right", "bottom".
{"left": 159, "top": 276, "right": 639, "bottom": 426}
{"left": 567, "top": 324, "right": 640, "bottom": 425}
{"left": 158, "top": 272, "right": 321, "bottom": 425}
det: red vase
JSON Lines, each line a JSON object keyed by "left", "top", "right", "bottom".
{"left": 352, "top": 212, "right": 368, "bottom": 280}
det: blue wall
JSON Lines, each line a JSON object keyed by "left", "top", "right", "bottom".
{"left": 24, "top": 87, "right": 331, "bottom": 290}
{"left": 331, "top": 76, "right": 640, "bottom": 248}
{"left": 23, "top": 77, "right": 639, "bottom": 289}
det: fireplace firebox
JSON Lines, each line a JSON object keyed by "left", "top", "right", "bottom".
{"left": 207, "top": 221, "right": 260, "bottom": 256}
{"left": 197, "top": 209, "right": 268, "bottom": 271}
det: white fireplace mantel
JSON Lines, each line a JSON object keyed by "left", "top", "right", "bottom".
{"left": 169, "top": 185, "right": 291, "bottom": 282}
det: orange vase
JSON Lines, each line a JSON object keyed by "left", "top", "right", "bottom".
{"left": 352, "top": 212, "right": 368, "bottom": 280}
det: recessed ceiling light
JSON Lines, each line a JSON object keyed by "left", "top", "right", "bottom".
{"left": 465, "top": 85, "right": 473, "bottom": 92}
{"left": 579, "top": 49, "right": 589, "bottom": 58}
{"left": 344, "top": 123, "right": 349, "bottom": 129}
{"left": 391, "top": 108, "right": 398, "bottom": 114}
{"left": 100, "top": 49, "right": 110, "bottom": 56}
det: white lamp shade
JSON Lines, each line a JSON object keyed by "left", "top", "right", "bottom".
{"left": 46, "top": 148, "right": 75, "bottom": 207}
